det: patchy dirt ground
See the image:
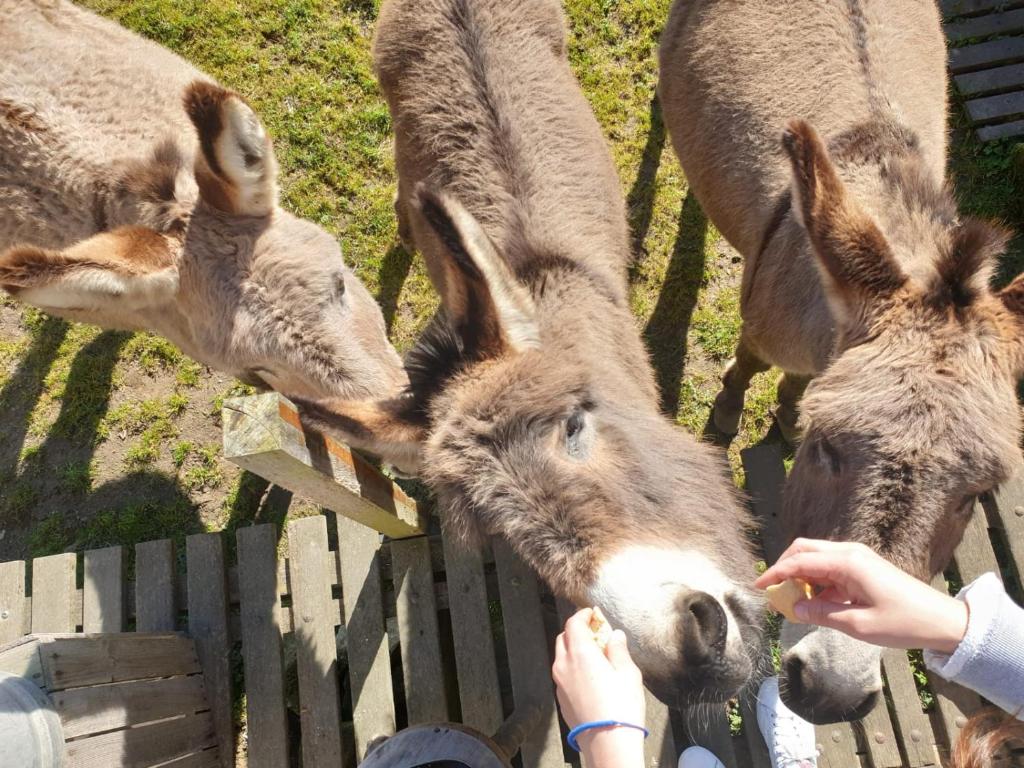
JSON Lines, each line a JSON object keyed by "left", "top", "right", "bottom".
{"left": 2, "top": 0, "right": 1022, "bottom": 565}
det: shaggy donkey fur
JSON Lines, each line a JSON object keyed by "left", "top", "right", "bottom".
{"left": 297, "top": 0, "right": 765, "bottom": 705}
{"left": 660, "top": 0, "right": 1024, "bottom": 723}
{"left": 0, "top": 0, "right": 405, "bottom": 401}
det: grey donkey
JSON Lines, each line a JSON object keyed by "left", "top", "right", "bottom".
{"left": 660, "top": 0, "right": 1024, "bottom": 723}
{"left": 0, "top": 0, "right": 406, "bottom": 401}
{"left": 295, "top": 0, "right": 765, "bottom": 705}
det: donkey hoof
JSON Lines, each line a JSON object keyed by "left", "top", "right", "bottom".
{"left": 775, "top": 409, "right": 802, "bottom": 445}
{"left": 712, "top": 394, "right": 742, "bottom": 436}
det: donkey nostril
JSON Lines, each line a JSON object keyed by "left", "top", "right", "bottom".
{"left": 681, "top": 591, "right": 727, "bottom": 660}
{"left": 784, "top": 655, "right": 806, "bottom": 700}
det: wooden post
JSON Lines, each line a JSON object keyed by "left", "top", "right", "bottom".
{"left": 222, "top": 392, "right": 426, "bottom": 538}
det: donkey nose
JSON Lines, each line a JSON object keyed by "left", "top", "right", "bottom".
{"left": 782, "top": 655, "right": 880, "bottom": 724}
{"left": 680, "top": 591, "right": 727, "bottom": 665}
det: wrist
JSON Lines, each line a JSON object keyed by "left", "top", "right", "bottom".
{"left": 925, "top": 595, "right": 969, "bottom": 654}
{"left": 579, "top": 726, "right": 646, "bottom": 768}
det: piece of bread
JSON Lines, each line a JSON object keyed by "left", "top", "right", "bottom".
{"left": 766, "top": 578, "right": 814, "bottom": 623}
{"left": 589, "top": 606, "right": 614, "bottom": 650}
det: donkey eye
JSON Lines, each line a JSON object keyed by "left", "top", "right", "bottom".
{"left": 815, "top": 435, "right": 841, "bottom": 476}
{"left": 565, "top": 408, "right": 586, "bottom": 456}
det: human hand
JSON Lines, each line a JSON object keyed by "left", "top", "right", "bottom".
{"left": 755, "top": 538, "right": 969, "bottom": 653}
{"left": 552, "top": 608, "right": 646, "bottom": 766}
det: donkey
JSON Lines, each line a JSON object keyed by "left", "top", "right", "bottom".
{"left": 294, "top": 0, "right": 765, "bottom": 704}
{"left": 659, "top": 0, "right": 1024, "bottom": 722}
{"left": 0, "top": 0, "right": 406, "bottom": 401}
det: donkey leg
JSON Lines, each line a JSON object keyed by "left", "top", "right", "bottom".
{"left": 395, "top": 180, "right": 414, "bottom": 252}
{"left": 776, "top": 372, "right": 812, "bottom": 445}
{"left": 713, "top": 335, "right": 769, "bottom": 435}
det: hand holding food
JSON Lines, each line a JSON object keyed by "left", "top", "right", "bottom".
{"left": 765, "top": 578, "right": 814, "bottom": 623}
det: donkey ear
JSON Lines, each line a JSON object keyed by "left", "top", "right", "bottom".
{"left": 183, "top": 80, "right": 278, "bottom": 216}
{"left": 415, "top": 187, "right": 541, "bottom": 356}
{"left": 292, "top": 395, "right": 426, "bottom": 476}
{"left": 0, "top": 226, "right": 179, "bottom": 312}
{"left": 782, "top": 120, "right": 907, "bottom": 323}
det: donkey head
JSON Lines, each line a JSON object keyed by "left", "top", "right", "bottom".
{"left": 777, "top": 120, "right": 1024, "bottom": 723}
{"left": 296, "top": 188, "right": 765, "bottom": 705}
{"left": 0, "top": 81, "right": 405, "bottom": 401}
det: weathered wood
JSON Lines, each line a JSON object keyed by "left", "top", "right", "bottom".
{"left": 928, "top": 574, "right": 982, "bottom": 752}
{"left": 977, "top": 118, "right": 1024, "bottom": 140}
{"left": 236, "top": 524, "right": 289, "bottom": 768}
{"left": 986, "top": 473, "right": 1024, "bottom": 587}
{"left": 0, "top": 634, "right": 44, "bottom": 685}
{"left": 441, "top": 532, "right": 504, "bottom": 736}
{"left": 965, "top": 90, "right": 1024, "bottom": 124}
{"left": 942, "top": 0, "right": 1024, "bottom": 19}
{"left": 53, "top": 675, "right": 208, "bottom": 738}
{"left": 492, "top": 539, "right": 563, "bottom": 768}
{"left": 31, "top": 553, "right": 76, "bottom": 633}
{"left": 680, "top": 706, "right": 737, "bottom": 768}
{"left": 950, "top": 36, "right": 1024, "bottom": 74}
{"left": 186, "top": 534, "right": 234, "bottom": 768}
{"left": 63, "top": 711, "right": 217, "bottom": 768}
{"left": 392, "top": 536, "right": 448, "bottom": 724}
{"left": 946, "top": 8, "right": 1024, "bottom": 41}
{"left": 741, "top": 444, "right": 789, "bottom": 561}
{"left": 359, "top": 723, "right": 511, "bottom": 768}
{"left": 815, "top": 722, "right": 861, "bottom": 768}
{"left": 0, "top": 559, "right": 27, "bottom": 643}
{"left": 36, "top": 633, "right": 200, "bottom": 689}
{"left": 146, "top": 750, "right": 222, "bottom": 768}
{"left": 83, "top": 546, "right": 123, "bottom": 633}
{"left": 135, "top": 539, "right": 177, "bottom": 632}
{"left": 954, "top": 503, "right": 1001, "bottom": 584}
{"left": 856, "top": 698, "right": 903, "bottom": 768}
{"left": 881, "top": 648, "right": 939, "bottom": 767}
{"left": 337, "top": 514, "right": 396, "bottom": 761}
{"left": 956, "top": 62, "right": 1024, "bottom": 95}
{"left": 287, "top": 516, "right": 344, "bottom": 768}
{"left": 223, "top": 392, "right": 426, "bottom": 537}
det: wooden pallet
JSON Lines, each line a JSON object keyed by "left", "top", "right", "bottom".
{"left": 945, "top": 0, "right": 1024, "bottom": 140}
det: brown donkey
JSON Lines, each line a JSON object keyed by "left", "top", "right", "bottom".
{"left": 660, "top": 0, "right": 1024, "bottom": 722}
{"left": 0, "top": 0, "right": 405, "bottom": 401}
{"left": 296, "top": 0, "right": 765, "bottom": 704}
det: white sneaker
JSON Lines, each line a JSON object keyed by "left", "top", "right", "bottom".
{"left": 756, "top": 677, "right": 818, "bottom": 768}
{"left": 678, "top": 746, "right": 726, "bottom": 768}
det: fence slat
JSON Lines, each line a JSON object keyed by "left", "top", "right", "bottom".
{"left": 0, "top": 560, "right": 27, "bottom": 643}
{"left": 186, "top": 534, "right": 233, "bottom": 768}
{"left": 816, "top": 723, "right": 861, "bottom": 768}
{"left": 83, "top": 546, "right": 123, "bottom": 633}
{"left": 442, "top": 531, "right": 503, "bottom": 736}
{"left": 950, "top": 36, "right": 1024, "bottom": 74}
{"left": 857, "top": 698, "right": 902, "bottom": 768}
{"left": 954, "top": 503, "right": 1001, "bottom": 586}
{"left": 337, "top": 514, "right": 395, "bottom": 761}
{"left": 31, "top": 553, "right": 76, "bottom": 632}
{"left": 136, "top": 539, "right": 176, "bottom": 632}
{"left": 881, "top": 648, "right": 939, "bottom": 767}
{"left": 987, "top": 474, "right": 1024, "bottom": 590}
{"left": 37, "top": 634, "right": 200, "bottom": 690}
{"left": 492, "top": 539, "right": 563, "bottom": 768}
{"left": 64, "top": 711, "right": 216, "bottom": 768}
{"left": 392, "top": 536, "right": 448, "bottom": 724}
{"left": 288, "top": 516, "right": 344, "bottom": 768}
{"left": 237, "top": 525, "right": 289, "bottom": 768}
{"left": 928, "top": 574, "right": 981, "bottom": 754}
{"left": 945, "top": 8, "right": 1024, "bottom": 41}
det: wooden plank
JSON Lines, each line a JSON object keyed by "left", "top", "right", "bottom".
{"left": 236, "top": 525, "right": 289, "bottom": 768}
{"left": 986, "top": 472, "right": 1024, "bottom": 588}
{"left": 977, "top": 118, "right": 1024, "bottom": 140}
{"left": 136, "top": 539, "right": 177, "bottom": 632}
{"left": 223, "top": 392, "right": 426, "bottom": 537}
{"left": 64, "top": 712, "right": 217, "bottom": 768}
{"left": 816, "top": 722, "right": 861, "bottom": 768}
{"left": 83, "top": 546, "right": 123, "bottom": 633}
{"left": 927, "top": 574, "right": 981, "bottom": 752}
{"left": 953, "top": 503, "right": 1001, "bottom": 584}
{"left": 147, "top": 750, "right": 222, "bottom": 768}
{"left": 54, "top": 675, "right": 208, "bottom": 738}
{"left": 287, "top": 516, "right": 344, "bottom": 768}
{"left": 881, "top": 648, "right": 939, "bottom": 767}
{"left": 392, "top": 536, "right": 448, "bottom": 724}
{"left": 186, "top": 534, "right": 233, "bottom": 768}
{"left": 741, "top": 445, "right": 789, "bottom": 561}
{"left": 38, "top": 633, "right": 200, "bottom": 689}
{"left": 946, "top": 8, "right": 1024, "bottom": 41}
{"left": 337, "top": 514, "right": 395, "bottom": 761}
{"left": 956, "top": 62, "right": 1024, "bottom": 95}
{"left": 680, "top": 706, "right": 737, "bottom": 768}
{"left": 492, "top": 539, "right": 563, "bottom": 768}
{"left": 0, "top": 635, "right": 44, "bottom": 686}
{"left": 441, "top": 532, "right": 504, "bottom": 736}
{"left": 857, "top": 697, "right": 903, "bottom": 768}
{"left": 0, "top": 559, "right": 27, "bottom": 642}
{"left": 31, "top": 553, "right": 76, "bottom": 633}
{"left": 965, "top": 90, "right": 1024, "bottom": 123}
{"left": 950, "top": 36, "right": 1024, "bottom": 74}
{"left": 942, "top": 0, "right": 1024, "bottom": 19}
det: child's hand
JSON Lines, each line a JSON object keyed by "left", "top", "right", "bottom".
{"left": 756, "top": 538, "right": 968, "bottom": 653}
{"left": 552, "top": 608, "right": 645, "bottom": 766}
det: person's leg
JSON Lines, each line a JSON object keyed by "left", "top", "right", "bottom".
{"left": 678, "top": 746, "right": 726, "bottom": 768}
{"left": 756, "top": 677, "right": 818, "bottom": 768}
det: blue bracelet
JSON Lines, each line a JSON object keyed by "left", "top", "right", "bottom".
{"left": 567, "top": 720, "right": 650, "bottom": 752}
